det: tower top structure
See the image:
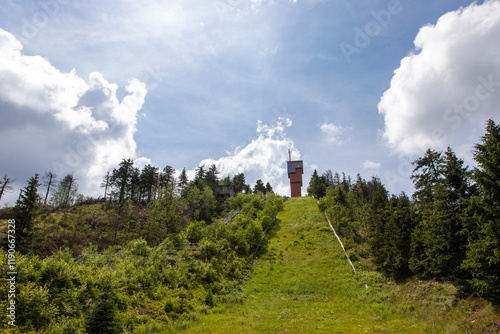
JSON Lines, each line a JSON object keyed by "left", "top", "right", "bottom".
{"left": 287, "top": 158, "right": 303, "bottom": 198}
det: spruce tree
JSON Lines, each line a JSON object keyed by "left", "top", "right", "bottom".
{"left": 382, "top": 193, "right": 416, "bottom": 279}
{"left": 13, "top": 174, "right": 41, "bottom": 246}
{"left": 463, "top": 119, "right": 500, "bottom": 303}
{"left": 178, "top": 168, "right": 188, "bottom": 190}
{"left": 265, "top": 182, "right": 273, "bottom": 194}
{"left": 253, "top": 179, "right": 266, "bottom": 194}
{"left": 307, "top": 169, "right": 326, "bottom": 198}
{"left": 85, "top": 283, "right": 122, "bottom": 334}
{"left": 410, "top": 147, "right": 473, "bottom": 279}
{"left": 367, "top": 184, "right": 389, "bottom": 271}
{"left": 410, "top": 148, "right": 445, "bottom": 211}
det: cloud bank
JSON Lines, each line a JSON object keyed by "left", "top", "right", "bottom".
{"left": 198, "top": 118, "right": 299, "bottom": 196}
{"left": 378, "top": 0, "right": 500, "bottom": 157}
{"left": 0, "top": 28, "right": 147, "bottom": 201}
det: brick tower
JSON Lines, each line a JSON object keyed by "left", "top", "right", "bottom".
{"left": 287, "top": 159, "right": 303, "bottom": 198}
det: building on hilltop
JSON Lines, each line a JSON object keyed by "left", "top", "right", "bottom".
{"left": 287, "top": 152, "right": 303, "bottom": 198}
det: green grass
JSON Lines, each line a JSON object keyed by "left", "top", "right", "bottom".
{"left": 178, "top": 197, "right": 434, "bottom": 333}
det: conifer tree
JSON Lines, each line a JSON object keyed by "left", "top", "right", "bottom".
{"left": 253, "top": 179, "right": 266, "bottom": 194}
{"left": 307, "top": 169, "right": 326, "bottom": 198}
{"left": 367, "top": 184, "right": 389, "bottom": 269}
{"left": 382, "top": 193, "right": 416, "bottom": 279}
{"left": 161, "top": 165, "right": 176, "bottom": 194}
{"left": 111, "top": 158, "right": 134, "bottom": 203}
{"left": 265, "top": 182, "right": 273, "bottom": 194}
{"left": 411, "top": 148, "right": 445, "bottom": 210}
{"left": 463, "top": 119, "right": 500, "bottom": 303}
{"left": 139, "top": 164, "right": 159, "bottom": 202}
{"left": 12, "top": 174, "right": 41, "bottom": 244}
{"left": 50, "top": 173, "right": 78, "bottom": 208}
{"left": 410, "top": 147, "right": 473, "bottom": 279}
{"left": 205, "top": 164, "right": 220, "bottom": 190}
{"left": 232, "top": 173, "right": 246, "bottom": 194}
{"left": 178, "top": 168, "right": 188, "bottom": 190}
{"left": 85, "top": 282, "right": 122, "bottom": 334}
{"left": 129, "top": 167, "right": 140, "bottom": 201}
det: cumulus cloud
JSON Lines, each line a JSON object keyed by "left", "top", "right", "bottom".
{"left": 320, "top": 122, "right": 350, "bottom": 145}
{"left": 363, "top": 160, "right": 381, "bottom": 170}
{"left": 198, "top": 118, "right": 299, "bottom": 196}
{"left": 0, "top": 29, "right": 147, "bottom": 200}
{"left": 378, "top": 0, "right": 500, "bottom": 157}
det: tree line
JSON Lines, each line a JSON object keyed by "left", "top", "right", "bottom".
{"left": 2, "top": 160, "right": 275, "bottom": 252}
{"left": 309, "top": 119, "right": 500, "bottom": 305}
{"left": 101, "top": 161, "right": 273, "bottom": 204}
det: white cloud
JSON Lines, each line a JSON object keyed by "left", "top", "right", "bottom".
{"left": 378, "top": 0, "right": 500, "bottom": 157}
{"left": 363, "top": 160, "right": 381, "bottom": 170}
{"left": 0, "top": 29, "right": 147, "bottom": 198}
{"left": 320, "top": 122, "right": 349, "bottom": 145}
{"left": 198, "top": 118, "right": 299, "bottom": 196}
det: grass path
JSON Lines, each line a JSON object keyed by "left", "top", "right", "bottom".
{"left": 180, "top": 197, "right": 432, "bottom": 333}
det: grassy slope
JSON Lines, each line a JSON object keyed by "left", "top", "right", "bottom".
{"left": 179, "top": 197, "right": 432, "bottom": 333}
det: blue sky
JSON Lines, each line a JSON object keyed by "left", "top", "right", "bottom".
{"left": 1, "top": 0, "right": 500, "bottom": 204}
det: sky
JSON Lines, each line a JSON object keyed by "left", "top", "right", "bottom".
{"left": 1, "top": 0, "right": 500, "bottom": 205}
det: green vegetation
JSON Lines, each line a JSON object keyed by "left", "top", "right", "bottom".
{"left": 181, "top": 197, "right": 500, "bottom": 333}
{"left": 0, "top": 192, "right": 283, "bottom": 333}
{"left": 309, "top": 120, "right": 500, "bottom": 299}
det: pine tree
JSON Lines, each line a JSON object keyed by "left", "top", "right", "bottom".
{"left": 253, "top": 179, "right": 266, "bottom": 194}
{"left": 411, "top": 148, "right": 445, "bottom": 210}
{"left": 382, "top": 193, "right": 416, "bottom": 279}
{"left": 110, "top": 158, "right": 134, "bottom": 203}
{"left": 205, "top": 164, "right": 220, "bottom": 190}
{"left": 232, "top": 173, "right": 246, "bottom": 194}
{"left": 307, "top": 170, "right": 326, "bottom": 198}
{"left": 178, "top": 168, "right": 188, "bottom": 190}
{"left": 462, "top": 119, "right": 500, "bottom": 303}
{"left": 12, "top": 174, "right": 41, "bottom": 245}
{"left": 161, "top": 165, "right": 176, "bottom": 194}
{"left": 139, "top": 164, "right": 159, "bottom": 202}
{"left": 50, "top": 173, "right": 78, "bottom": 208}
{"left": 409, "top": 147, "right": 474, "bottom": 279}
{"left": 265, "top": 182, "right": 273, "bottom": 194}
{"left": 367, "top": 184, "right": 389, "bottom": 270}
{"left": 129, "top": 167, "right": 140, "bottom": 201}
{"left": 85, "top": 283, "right": 122, "bottom": 334}
{"left": 195, "top": 165, "right": 205, "bottom": 184}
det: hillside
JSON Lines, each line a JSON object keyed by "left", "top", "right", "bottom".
{"left": 180, "top": 197, "right": 499, "bottom": 333}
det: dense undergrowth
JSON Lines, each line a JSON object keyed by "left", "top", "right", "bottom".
{"left": 0, "top": 193, "right": 283, "bottom": 333}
